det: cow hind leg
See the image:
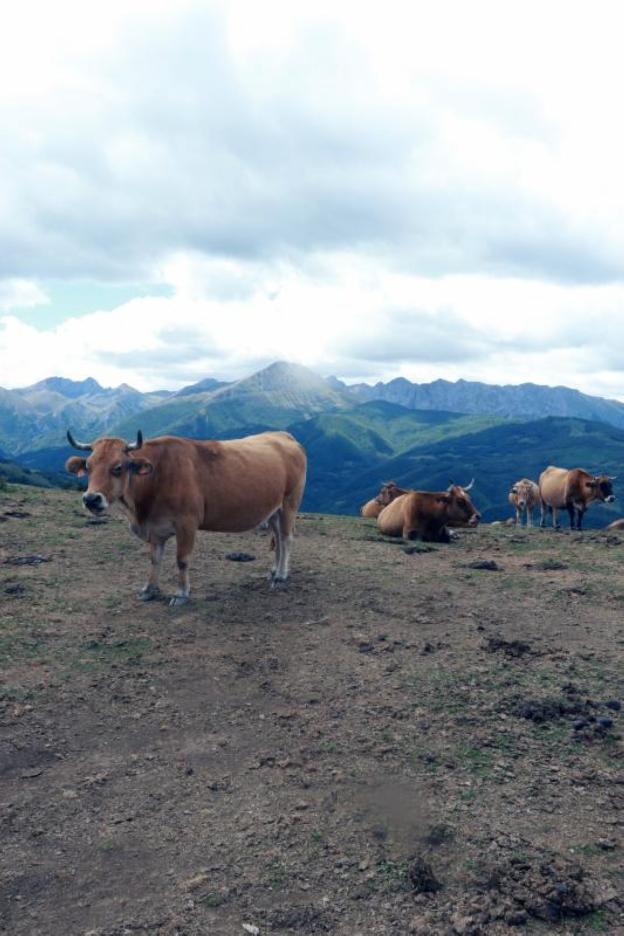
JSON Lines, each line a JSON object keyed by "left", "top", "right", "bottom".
{"left": 273, "top": 508, "right": 294, "bottom": 585}
{"left": 267, "top": 510, "right": 283, "bottom": 581}
{"left": 552, "top": 506, "right": 560, "bottom": 529}
{"left": 170, "top": 526, "right": 196, "bottom": 607}
{"left": 271, "top": 481, "right": 304, "bottom": 586}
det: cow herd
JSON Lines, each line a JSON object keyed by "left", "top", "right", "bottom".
{"left": 65, "top": 427, "right": 619, "bottom": 605}
{"left": 362, "top": 467, "right": 617, "bottom": 536}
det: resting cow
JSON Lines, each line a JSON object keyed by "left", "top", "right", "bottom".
{"left": 539, "top": 465, "right": 616, "bottom": 530}
{"left": 606, "top": 518, "right": 624, "bottom": 530}
{"left": 377, "top": 482, "right": 480, "bottom": 543}
{"left": 508, "top": 478, "right": 541, "bottom": 527}
{"left": 361, "top": 481, "right": 408, "bottom": 519}
{"left": 66, "top": 429, "right": 307, "bottom": 605}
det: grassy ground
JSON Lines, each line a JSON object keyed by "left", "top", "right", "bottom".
{"left": 1, "top": 485, "right": 624, "bottom": 935}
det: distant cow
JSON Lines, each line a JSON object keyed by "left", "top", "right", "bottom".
{"left": 361, "top": 481, "right": 408, "bottom": 519}
{"left": 66, "top": 429, "right": 307, "bottom": 604}
{"left": 377, "top": 481, "right": 480, "bottom": 543}
{"left": 539, "top": 466, "right": 616, "bottom": 530}
{"left": 508, "top": 478, "right": 541, "bottom": 527}
{"left": 606, "top": 519, "right": 624, "bottom": 530}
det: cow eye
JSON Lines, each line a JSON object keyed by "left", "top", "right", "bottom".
{"left": 111, "top": 464, "right": 123, "bottom": 477}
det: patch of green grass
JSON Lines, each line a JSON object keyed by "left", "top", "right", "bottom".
{"left": 73, "top": 636, "right": 153, "bottom": 669}
{"left": 0, "top": 635, "right": 48, "bottom": 665}
{"left": 198, "top": 892, "right": 227, "bottom": 908}
{"left": 459, "top": 787, "right": 478, "bottom": 803}
{"left": 573, "top": 843, "right": 602, "bottom": 857}
{"left": 264, "top": 859, "right": 288, "bottom": 889}
{"left": 376, "top": 858, "right": 409, "bottom": 892}
{"left": 0, "top": 685, "right": 36, "bottom": 702}
{"left": 585, "top": 910, "right": 609, "bottom": 932}
{"left": 456, "top": 744, "right": 494, "bottom": 776}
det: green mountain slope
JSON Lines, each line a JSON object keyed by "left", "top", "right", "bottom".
{"left": 113, "top": 361, "right": 350, "bottom": 439}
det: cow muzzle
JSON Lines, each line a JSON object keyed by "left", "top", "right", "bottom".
{"left": 469, "top": 512, "right": 481, "bottom": 527}
{"left": 83, "top": 491, "right": 108, "bottom": 514}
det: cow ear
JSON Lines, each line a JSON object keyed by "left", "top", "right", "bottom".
{"left": 129, "top": 458, "right": 153, "bottom": 476}
{"left": 66, "top": 456, "right": 87, "bottom": 476}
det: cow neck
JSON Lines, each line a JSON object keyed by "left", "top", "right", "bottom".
{"left": 119, "top": 479, "right": 138, "bottom": 516}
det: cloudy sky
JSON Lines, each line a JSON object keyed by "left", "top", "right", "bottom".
{"left": 1, "top": 0, "right": 624, "bottom": 396}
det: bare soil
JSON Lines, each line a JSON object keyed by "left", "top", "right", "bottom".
{"left": 1, "top": 486, "right": 624, "bottom": 935}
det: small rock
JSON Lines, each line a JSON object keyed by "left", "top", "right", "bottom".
{"left": 225, "top": 552, "right": 256, "bottom": 562}
{"left": 605, "top": 699, "right": 621, "bottom": 711}
{"left": 597, "top": 838, "right": 617, "bottom": 850}
{"left": 4, "top": 554, "right": 51, "bottom": 566}
{"left": 408, "top": 857, "right": 442, "bottom": 894}
{"left": 597, "top": 716, "right": 614, "bottom": 730}
{"left": 242, "top": 925, "right": 260, "bottom": 935}
{"left": 465, "top": 560, "right": 501, "bottom": 571}
{"left": 4, "top": 583, "right": 25, "bottom": 596}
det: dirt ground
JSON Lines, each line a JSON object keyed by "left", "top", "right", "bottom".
{"left": 1, "top": 486, "right": 624, "bottom": 935}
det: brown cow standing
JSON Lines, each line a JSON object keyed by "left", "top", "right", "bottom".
{"left": 508, "top": 478, "right": 541, "bottom": 527}
{"left": 360, "top": 481, "right": 407, "bottom": 519}
{"left": 539, "top": 465, "right": 616, "bottom": 530}
{"left": 66, "top": 429, "right": 307, "bottom": 604}
{"left": 377, "top": 482, "right": 480, "bottom": 542}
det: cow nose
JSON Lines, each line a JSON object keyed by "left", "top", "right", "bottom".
{"left": 83, "top": 492, "right": 104, "bottom": 512}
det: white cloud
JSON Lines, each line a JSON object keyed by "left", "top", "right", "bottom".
{"left": 2, "top": 258, "right": 624, "bottom": 399}
{"left": 0, "top": 279, "right": 49, "bottom": 311}
{"left": 1, "top": 1, "right": 624, "bottom": 397}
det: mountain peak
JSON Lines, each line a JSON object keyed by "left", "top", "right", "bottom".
{"left": 28, "top": 376, "right": 103, "bottom": 398}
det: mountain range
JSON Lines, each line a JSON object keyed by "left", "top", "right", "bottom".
{"left": 2, "top": 361, "right": 624, "bottom": 526}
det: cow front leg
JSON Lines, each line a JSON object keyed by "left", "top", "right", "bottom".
{"left": 170, "top": 526, "right": 196, "bottom": 607}
{"left": 526, "top": 508, "right": 533, "bottom": 528}
{"left": 515, "top": 506, "right": 521, "bottom": 526}
{"left": 139, "top": 540, "right": 165, "bottom": 601}
{"left": 576, "top": 506, "right": 586, "bottom": 531}
{"left": 567, "top": 503, "right": 576, "bottom": 530}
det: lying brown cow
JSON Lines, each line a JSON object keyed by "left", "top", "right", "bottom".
{"left": 606, "top": 519, "right": 624, "bottom": 530}
{"left": 377, "top": 482, "right": 480, "bottom": 542}
{"left": 361, "top": 481, "right": 407, "bottom": 519}
{"left": 66, "top": 429, "right": 307, "bottom": 604}
{"left": 508, "top": 478, "right": 541, "bottom": 527}
{"left": 539, "top": 465, "right": 616, "bottom": 530}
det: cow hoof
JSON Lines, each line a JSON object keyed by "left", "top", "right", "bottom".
{"left": 138, "top": 586, "right": 161, "bottom": 601}
{"left": 169, "top": 594, "right": 189, "bottom": 607}
{"left": 270, "top": 577, "right": 288, "bottom": 591}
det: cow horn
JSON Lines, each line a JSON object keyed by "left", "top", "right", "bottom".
{"left": 125, "top": 430, "right": 143, "bottom": 452}
{"left": 66, "top": 429, "right": 93, "bottom": 451}
{"left": 463, "top": 478, "right": 475, "bottom": 491}
{"left": 609, "top": 475, "right": 618, "bottom": 481}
